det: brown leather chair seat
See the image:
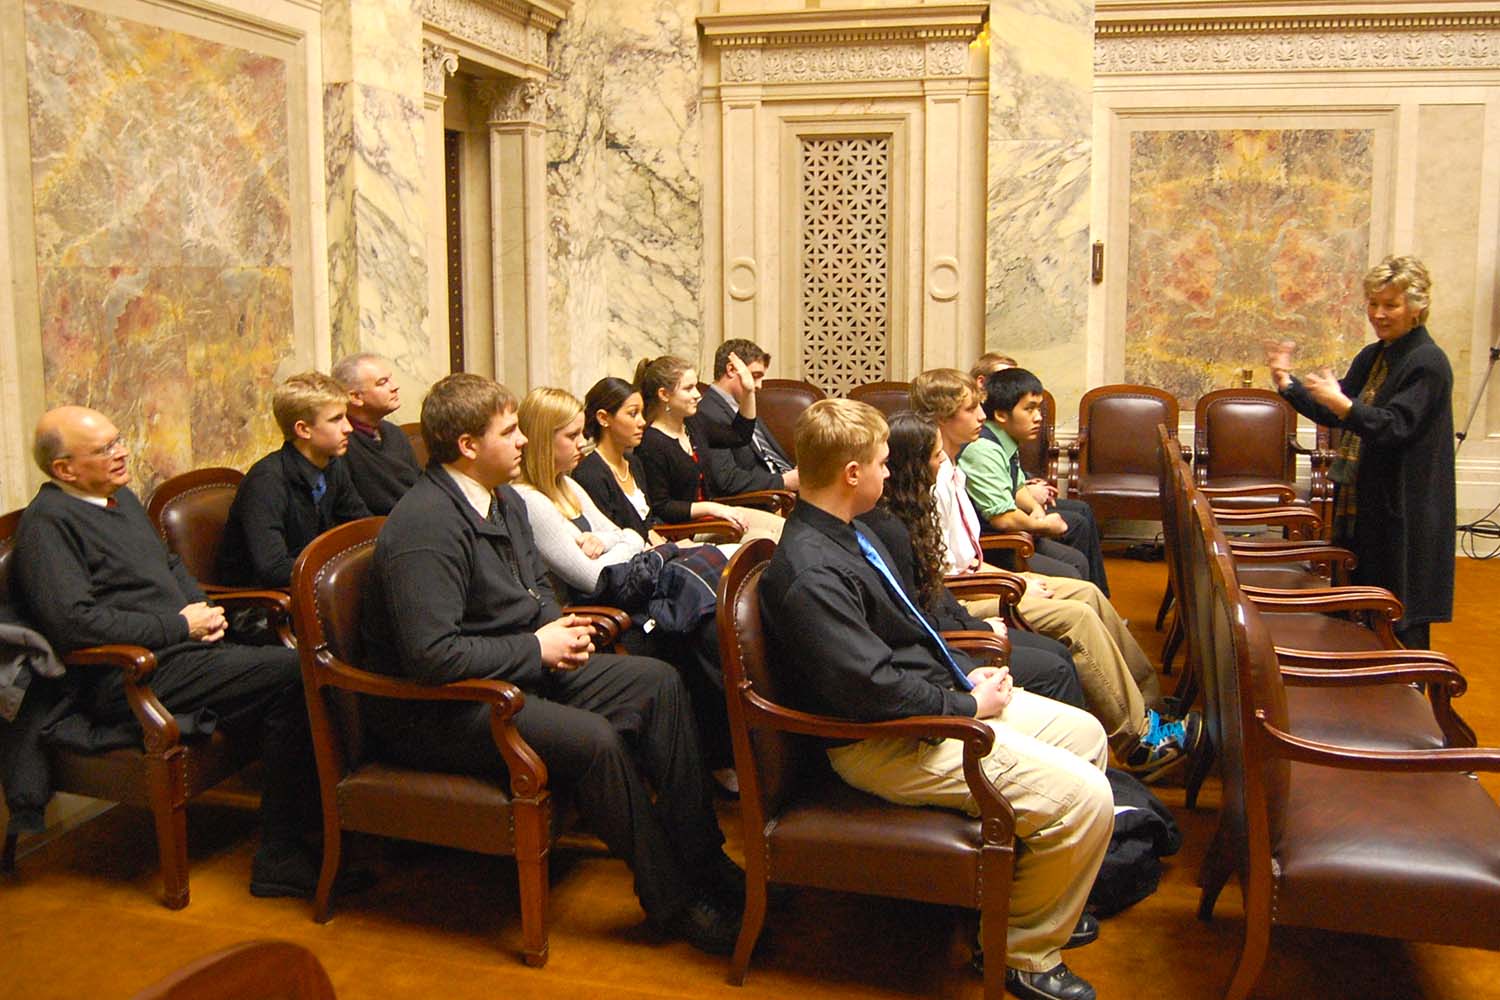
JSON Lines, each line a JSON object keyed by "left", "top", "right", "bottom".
{"left": 1284, "top": 684, "right": 1446, "bottom": 751}
{"left": 1074, "top": 471, "right": 1158, "bottom": 503}
{"left": 1259, "top": 611, "right": 1388, "bottom": 652}
{"left": 1235, "top": 564, "right": 1327, "bottom": 590}
{"left": 1273, "top": 765, "right": 1500, "bottom": 948}
{"left": 334, "top": 765, "right": 562, "bottom": 855}
{"left": 766, "top": 776, "right": 982, "bottom": 904}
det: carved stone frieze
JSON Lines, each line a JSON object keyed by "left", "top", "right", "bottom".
{"left": 479, "top": 77, "right": 547, "bottom": 125}
{"left": 422, "top": 42, "right": 460, "bottom": 96}
{"left": 1096, "top": 12, "right": 1500, "bottom": 74}
{"left": 924, "top": 39, "right": 969, "bottom": 77}
{"left": 419, "top": 0, "right": 558, "bottom": 67}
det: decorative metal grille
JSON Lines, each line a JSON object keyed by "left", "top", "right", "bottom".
{"left": 798, "top": 136, "right": 891, "bottom": 395}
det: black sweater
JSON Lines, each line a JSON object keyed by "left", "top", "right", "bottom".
{"left": 14, "top": 484, "right": 203, "bottom": 656}
{"left": 635, "top": 412, "right": 755, "bottom": 523}
{"left": 218, "top": 442, "right": 371, "bottom": 587}
{"left": 573, "top": 450, "right": 653, "bottom": 541}
{"left": 344, "top": 419, "right": 420, "bottom": 515}
{"left": 363, "top": 468, "right": 561, "bottom": 689}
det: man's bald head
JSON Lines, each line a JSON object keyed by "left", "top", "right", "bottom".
{"left": 34, "top": 406, "right": 131, "bottom": 495}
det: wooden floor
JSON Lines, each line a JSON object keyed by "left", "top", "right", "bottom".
{"left": 6, "top": 555, "right": 1500, "bottom": 999}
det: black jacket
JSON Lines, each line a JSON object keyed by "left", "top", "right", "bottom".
{"left": 635, "top": 411, "right": 755, "bottom": 523}
{"left": 343, "top": 419, "right": 420, "bottom": 515}
{"left": 695, "top": 387, "right": 791, "bottom": 496}
{"left": 1280, "top": 325, "right": 1455, "bottom": 625}
{"left": 219, "top": 442, "right": 371, "bottom": 587}
{"left": 760, "top": 500, "right": 978, "bottom": 723}
{"left": 573, "top": 450, "right": 653, "bottom": 541}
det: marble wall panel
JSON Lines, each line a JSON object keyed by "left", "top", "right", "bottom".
{"left": 23, "top": 0, "right": 294, "bottom": 494}
{"left": 1124, "top": 128, "right": 1372, "bottom": 406}
{"left": 547, "top": 0, "right": 701, "bottom": 393}
{"left": 987, "top": 0, "right": 1093, "bottom": 417}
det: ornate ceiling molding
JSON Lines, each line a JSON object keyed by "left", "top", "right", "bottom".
{"left": 701, "top": 2, "right": 985, "bottom": 84}
{"left": 1096, "top": 7, "right": 1500, "bottom": 73}
{"left": 419, "top": 0, "right": 567, "bottom": 69}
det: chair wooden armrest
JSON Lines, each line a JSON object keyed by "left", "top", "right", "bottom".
{"left": 563, "top": 604, "right": 631, "bottom": 650}
{"left": 1257, "top": 713, "right": 1500, "bottom": 773}
{"left": 653, "top": 518, "right": 743, "bottom": 542}
{"left": 1201, "top": 483, "right": 1299, "bottom": 504}
{"left": 65, "top": 645, "right": 179, "bottom": 751}
{"left": 1229, "top": 541, "right": 1356, "bottom": 585}
{"left": 1276, "top": 647, "right": 1457, "bottom": 672}
{"left": 1243, "top": 585, "right": 1402, "bottom": 619}
{"left": 978, "top": 531, "right": 1035, "bottom": 570}
{"left": 739, "top": 689, "right": 1014, "bottom": 828}
{"left": 942, "top": 629, "right": 1010, "bottom": 666}
{"left": 1213, "top": 506, "right": 1322, "bottom": 540}
{"left": 718, "top": 489, "right": 796, "bottom": 516}
{"left": 64, "top": 644, "right": 158, "bottom": 682}
{"left": 944, "top": 571, "right": 1027, "bottom": 604}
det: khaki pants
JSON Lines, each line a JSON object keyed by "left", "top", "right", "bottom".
{"left": 827, "top": 690, "right": 1112, "bottom": 972}
{"left": 961, "top": 568, "right": 1161, "bottom": 756}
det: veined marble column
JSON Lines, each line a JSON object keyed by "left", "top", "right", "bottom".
{"left": 422, "top": 41, "right": 458, "bottom": 377}
{"left": 481, "top": 78, "right": 548, "bottom": 393}
{"left": 323, "top": 0, "right": 436, "bottom": 386}
{"left": 986, "top": 0, "right": 1093, "bottom": 415}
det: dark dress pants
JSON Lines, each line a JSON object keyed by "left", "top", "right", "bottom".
{"left": 83, "top": 643, "right": 314, "bottom": 846}
{"left": 374, "top": 653, "right": 722, "bottom": 920}
{"left": 1054, "top": 497, "right": 1110, "bottom": 596}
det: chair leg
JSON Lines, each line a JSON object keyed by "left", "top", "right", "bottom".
{"left": 2, "top": 832, "right": 17, "bottom": 873}
{"left": 1184, "top": 733, "right": 1216, "bottom": 811}
{"left": 312, "top": 826, "right": 342, "bottom": 924}
{"left": 513, "top": 796, "right": 552, "bottom": 968}
{"left": 1160, "top": 613, "right": 1183, "bottom": 675}
{"left": 1223, "top": 914, "right": 1271, "bottom": 1000}
{"left": 1155, "top": 581, "right": 1174, "bottom": 632}
{"left": 146, "top": 748, "right": 190, "bottom": 910}
{"left": 1196, "top": 824, "right": 1231, "bottom": 921}
{"left": 728, "top": 872, "right": 768, "bottom": 986}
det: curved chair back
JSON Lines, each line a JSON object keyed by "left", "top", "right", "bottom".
{"left": 146, "top": 468, "right": 245, "bottom": 586}
{"left": 848, "top": 380, "right": 911, "bottom": 418}
{"left": 128, "top": 940, "right": 336, "bottom": 1000}
{"left": 1072, "top": 384, "right": 1179, "bottom": 522}
{"left": 400, "top": 422, "right": 427, "bottom": 468}
{"left": 758, "top": 378, "right": 826, "bottom": 461}
{"left": 1194, "top": 388, "right": 1297, "bottom": 485}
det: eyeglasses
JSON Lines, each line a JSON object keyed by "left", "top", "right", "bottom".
{"left": 60, "top": 436, "right": 128, "bottom": 460}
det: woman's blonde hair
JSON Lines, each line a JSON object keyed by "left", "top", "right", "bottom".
{"left": 1364, "top": 255, "right": 1432, "bottom": 324}
{"left": 518, "top": 387, "right": 585, "bottom": 516}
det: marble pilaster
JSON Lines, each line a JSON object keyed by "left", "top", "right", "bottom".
{"left": 987, "top": 0, "right": 1093, "bottom": 417}
{"left": 323, "top": 0, "right": 437, "bottom": 390}
{"left": 546, "top": 0, "right": 701, "bottom": 395}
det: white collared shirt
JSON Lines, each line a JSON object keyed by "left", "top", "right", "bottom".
{"left": 56, "top": 482, "right": 109, "bottom": 507}
{"left": 444, "top": 465, "right": 496, "bottom": 519}
{"left": 932, "top": 453, "right": 981, "bottom": 575}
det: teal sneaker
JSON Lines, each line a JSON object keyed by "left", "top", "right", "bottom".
{"left": 1124, "top": 709, "right": 1203, "bottom": 784}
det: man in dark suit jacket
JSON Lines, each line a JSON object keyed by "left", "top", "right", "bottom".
{"left": 697, "top": 338, "right": 799, "bottom": 496}
{"left": 361, "top": 374, "right": 742, "bottom": 954}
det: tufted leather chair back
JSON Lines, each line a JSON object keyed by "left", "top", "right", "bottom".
{"left": 146, "top": 468, "right": 245, "bottom": 585}
{"left": 758, "top": 379, "right": 826, "bottom": 462}
{"left": 848, "top": 380, "right": 911, "bottom": 419}
{"left": 1195, "top": 388, "right": 1298, "bottom": 484}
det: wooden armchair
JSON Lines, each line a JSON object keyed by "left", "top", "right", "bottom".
{"left": 1195, "top": 519, "right": 1500, "bottom": 1000}
{"left": 757, "top": 378, "right": 826, "bottom": 462}
{"left": 652, "top": 518, "right": 745, "bottom": 543}
{"left": 289, "top": 517, "right": 628, "bottom": 967}
{"left": 146, "top": 467, "right": 245, "bottom": 593}
{"left": 147, "top": 467, "right": 295, "bottom": 647}
{"left": 1173, "top": 479, "right": 1475, "bottom": 810}
{"left": 128, "top": 940, "right": 335, "bottom": 1000}
{"left": 0, "top": 509, "right": 291, "bottom": 908}
{"left": 1069, "top": 384, "right": 1181, "bottom": 523}
{"left": 848, "top": 380, "right": 911, "bottom": 418}
{"left": 715, "top": 539, "right": 1015, "bottom": 999}
{"left": 1193, "top": 388, "right": 1325, "bottom": 510}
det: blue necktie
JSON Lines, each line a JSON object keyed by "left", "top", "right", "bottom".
{"left": 311, "top": 473, "right": 327, "bottom": 505}
{"left": 854, "top": 530, "right": 974, "bottom": 691}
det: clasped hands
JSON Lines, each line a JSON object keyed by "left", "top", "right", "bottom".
{"left": 536, "top": 613, "right": 596, "bottom": 671}
{"left": 180, "top": 601, "right": 227, "bottom": 643}
{"left": 968, "top": 665, "right": 1014, "bottom": 719}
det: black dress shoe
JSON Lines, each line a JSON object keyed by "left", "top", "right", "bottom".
{"left": 1005, "top": 963, "right": 1096, "bottom": 1000}
{"left": 665, "top": 894, "right": 741, "bottom": 956}
{"left": 1064, "top": 912, "right": 1099, "bottom": 949}
{"left": 250, "top": 844, "right": 375, "bottom": 900}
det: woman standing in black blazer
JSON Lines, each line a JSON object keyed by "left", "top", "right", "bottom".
{"left": 632, "top": 355, "right": 783, "bottom": 541}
